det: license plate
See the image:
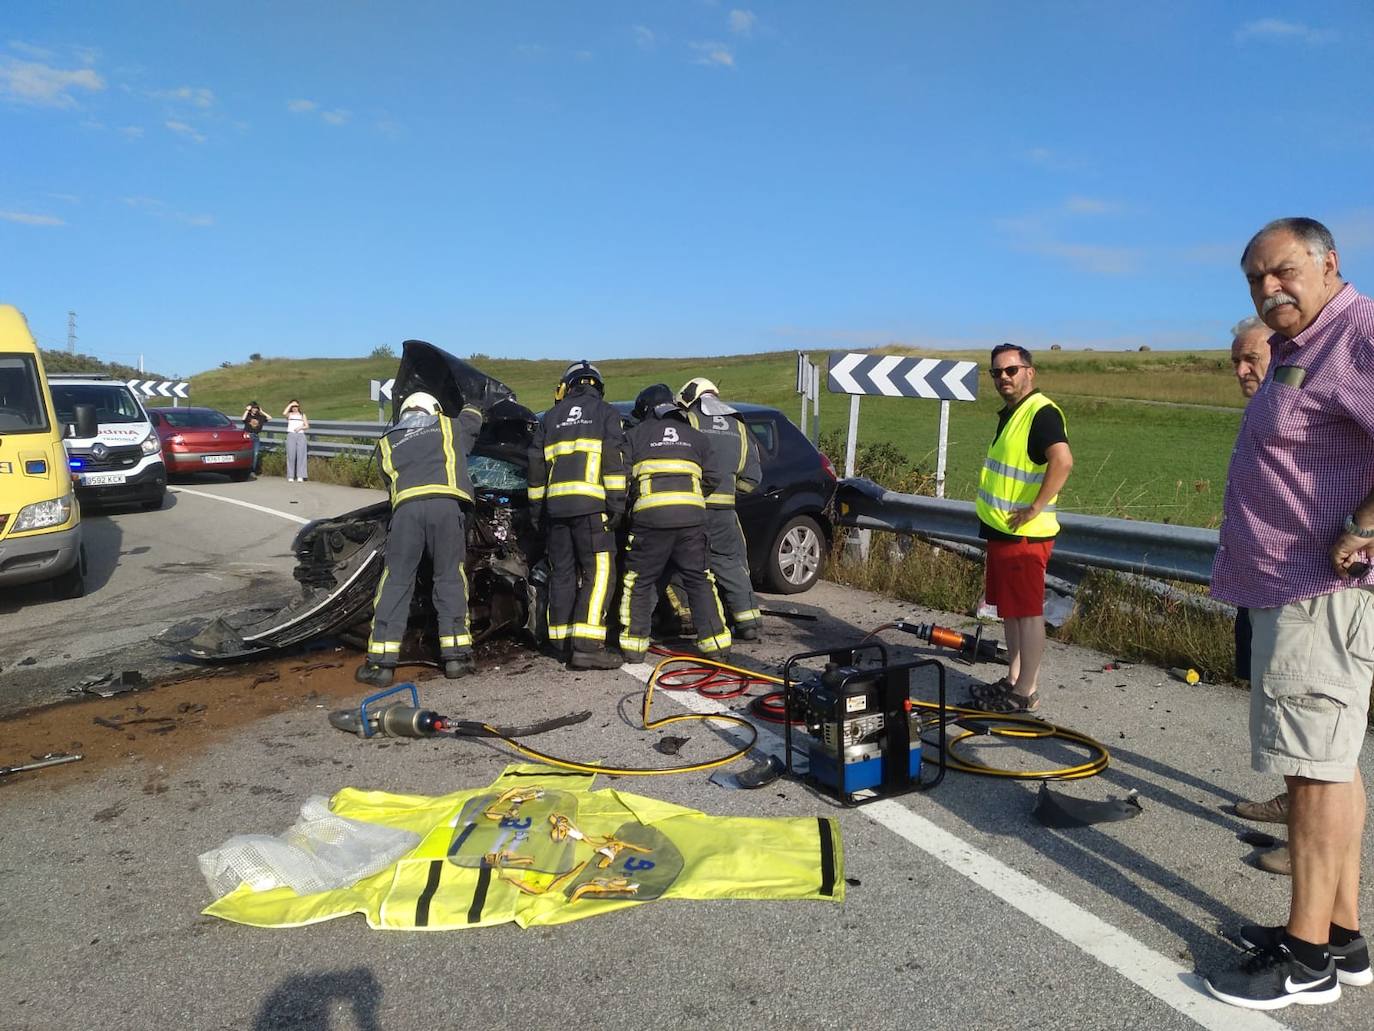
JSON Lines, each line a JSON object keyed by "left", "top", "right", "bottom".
{"left": 82, "top": 472, "right": 127, "bottom": 486}
{"left": 202, "top": 454, "right": 234, "bottom": 464}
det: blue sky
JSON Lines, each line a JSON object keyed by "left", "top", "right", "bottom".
{"left": 3, "top": 2, "right": 1372, "bottom": 377}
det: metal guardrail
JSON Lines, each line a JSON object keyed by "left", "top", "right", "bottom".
{"left": 834, "top": 478, "right": 1219, "bottom": 584}
{"left": 258, "top": 419, "right": 385, "bottom": 459}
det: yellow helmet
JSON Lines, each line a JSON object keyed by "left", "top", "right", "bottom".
{"left": 678, "top": 377, "right": 719, "bottom": 406}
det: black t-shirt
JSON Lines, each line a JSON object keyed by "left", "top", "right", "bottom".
{"left": 244, "top": 410, "right": 267, "bottom": 433}
{"left": 979, "top": 390, "right": 1068, "bottom": 542}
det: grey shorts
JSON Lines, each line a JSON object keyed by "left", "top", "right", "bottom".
{"left": 1249, "top": 588, "right": 1374, "bottom": 782}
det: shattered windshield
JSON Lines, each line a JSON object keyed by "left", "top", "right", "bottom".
{"left": 470, "top": 455, "right": 527, "bottom": 491}
{"left": 0, "top": 354, "right": 48, "bottom": 433}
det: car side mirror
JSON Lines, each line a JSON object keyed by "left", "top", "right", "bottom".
{"left": 66, "top": 403, "right": 98, "bottom": 440}
{"left": 149, "top": 411, "right": 161, "bottom": 426}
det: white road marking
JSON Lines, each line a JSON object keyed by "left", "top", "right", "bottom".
{"left": 169, "top": 485, "right": 311, "bottom": 525}
{"left": 620, "top": 661, "right": 1288, "bottom": 1031}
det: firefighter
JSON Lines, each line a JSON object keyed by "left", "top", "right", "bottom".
{"left": 618, "top": 402, "right": 732, "bottom": 664}
{"left": 528, "top": 361, "right": 628, "bottom": 669}
{"left": 678, "top": 377, "right": 763, "bottom": 640}
{"left": 356, "top": 390, "right": 483, "bottom": 687}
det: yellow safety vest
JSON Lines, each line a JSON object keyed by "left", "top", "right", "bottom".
{"left": 975, "top": 393, "right": 1065, "bottom": 538}
{"left": 204, "top": 764, "right": 843, "bottom": 930}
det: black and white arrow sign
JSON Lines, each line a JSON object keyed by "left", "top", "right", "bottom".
{"left": 127, "top": 379, "right": 190, "bottom": 399}
{"left": 369, "top": 378, "right": 396, "bottom": 402}
{"left": 826, "top": 353, "right": 978, "bottom": 402}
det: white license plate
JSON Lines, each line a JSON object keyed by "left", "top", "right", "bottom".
{"left": 202, "top": 454, "right": 235, "bottom": 464}
{"left": 82, "top": 472, "right": 127, "bottom": 486}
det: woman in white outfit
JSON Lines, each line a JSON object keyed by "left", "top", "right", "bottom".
{"left": 284, "top": 399, "right": 309, "bottom": 481}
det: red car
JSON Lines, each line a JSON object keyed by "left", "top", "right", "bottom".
{"left": 149, "top": 407, "right": 254, "bottom": 480}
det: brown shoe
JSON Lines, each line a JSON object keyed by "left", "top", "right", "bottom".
{"left": 1256, "top": 845, "right": 1292, "bottom": 877}
{"left": 1234, "top": 792, "right": 1289, "bottom": 824}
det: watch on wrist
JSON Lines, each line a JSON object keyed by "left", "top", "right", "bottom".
{"left": 1344, "top": 515, "right": 1374, "bottom": 539}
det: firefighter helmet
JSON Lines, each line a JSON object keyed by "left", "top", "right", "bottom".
{"left": 632, "top": 383, "right": 675, "bottom": 422}
{"left": 678, "top": 377, "right": 719, "bottom": 407}
{"left": 401, "top": 391, "right": 441, "bottom": 415}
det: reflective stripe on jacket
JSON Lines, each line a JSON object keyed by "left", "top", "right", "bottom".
{"left": 975, "top": 393, "right": 1065, "bottom": 537}
{"left": 527, "top": 386, "right": 627, "bottom": 518}
{"left": 686, "top": 406, "right": 761, "bottom": 508}
{"left": 380, "top": 406, "right": 482, "bottom": 509}
{"left": 624, "top": 414, "right": 720, "bottom": 528}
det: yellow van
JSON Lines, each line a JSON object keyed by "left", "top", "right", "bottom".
{"left": 0, "top": 305, "right": 89, "bottom": 597}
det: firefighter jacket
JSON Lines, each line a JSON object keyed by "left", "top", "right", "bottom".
{"left": 203, "top": 764, "right": 844, "bottom": 931}
{"left": 526, "top": 385, "right": 627, "bottom": 519}
{"left": 379, "top": 406, "right": 483, "bottom": 509}
{"left": 975, "top": 392, "right": 1066, "bottom": 538}
{"left": 686, "top": 398, "right": 761, "bottom": 508}
{"left": 624, "top": 407, "right": 720, "bottom": 529}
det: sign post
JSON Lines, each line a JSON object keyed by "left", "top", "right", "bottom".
{"left": 369, "top": 379, "right": 395, "bottom": 424}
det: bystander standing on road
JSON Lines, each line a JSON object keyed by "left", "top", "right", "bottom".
{"left": 969, "top": 343, "right": 1073, "bottom": 714}
{"left": 283, "top": 399, "right": 309, "bottom": 482}
{"left": 1226, "top": 317, "right": 1292, "bottom": 873}
{"left": 1204, "top": 217, "right": 1374, "bottom": 1011}
{"left": 241, "top": 400, "right": 268, "bottom": 474}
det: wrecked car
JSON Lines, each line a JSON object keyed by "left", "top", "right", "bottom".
{"left": 171, "top": 341, "right": 835, "bottom": 664}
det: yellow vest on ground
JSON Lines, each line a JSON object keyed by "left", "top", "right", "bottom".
{"left": 975, "top": 393, "right": 1065, "bottom": 538}
{"left": 204, "top": 764, "right": 844, "bottom": 930}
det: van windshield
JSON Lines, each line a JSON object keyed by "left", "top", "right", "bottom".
{"left": 50, "top": 383, "right": 145, "bottom": 425}
{"left": 0, "top": 354, "right": 50, "bottom": 433}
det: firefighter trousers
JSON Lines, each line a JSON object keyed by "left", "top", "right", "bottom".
{"left": 546, "top": 514, "right": 616, "bottom": 652}
{"left": 618, "top": 525, "right": 731, "bottom": 661}
{"left": 368, "top": 496, "right": 470, "bottom": 666}
{"left": 703, "top": 509, "right": 761, "bottom": 630}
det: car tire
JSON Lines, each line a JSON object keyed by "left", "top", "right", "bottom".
{"left": 765, "top": 514, "right": 824, "bottom": 594}
{"left": 142, "top": 489, "right": 166, "bottom": 511}
{"left": 51, "top": 545, "right": 86, "bottom": 600}
{"left": 229, "top": 470, "right": 252, "bottom": 482}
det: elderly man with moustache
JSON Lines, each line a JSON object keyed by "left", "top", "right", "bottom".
{"left": 1203, "top": 217, "right": 1374, "bottom": 1011}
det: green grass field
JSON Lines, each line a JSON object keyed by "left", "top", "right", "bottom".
{"left": 184, "top": 347, "right": 1244, "bottom": 528}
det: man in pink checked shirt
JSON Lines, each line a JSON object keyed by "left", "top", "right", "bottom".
{"left": 1204, "top": 218, "right": 1374, "bottom": 1011}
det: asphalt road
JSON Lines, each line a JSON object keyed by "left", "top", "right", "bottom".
{"left": 2, "top": 476, "right": 1372, "bottom": 1031}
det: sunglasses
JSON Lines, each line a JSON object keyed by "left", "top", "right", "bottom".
{"left": 989, "top": 365, "right": 1028, "bottom": 379}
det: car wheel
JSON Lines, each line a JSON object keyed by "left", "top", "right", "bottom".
{"left": 51, "top": 546, "right": 86, "bottom": 600}
{"left": 142, "top": 489, "right": 166, "bottom": 511}
{"left": 766, "top": 514, "right": 824, "bottom": 594}
{"left": 229, "top": 470, "right": 252, "bottom": 482}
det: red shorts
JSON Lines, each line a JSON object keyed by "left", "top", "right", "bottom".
{"left": 985, "top": 538, "right": 1054, "bottom": 618}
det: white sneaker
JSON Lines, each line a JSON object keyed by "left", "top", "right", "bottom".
{"left": 287, "top": 477, "right": 296, "bottom": 482}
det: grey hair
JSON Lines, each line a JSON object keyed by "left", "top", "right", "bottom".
{"left": 1230, "top": 315, "right": 1267, "bottom": 338}
{"left": 1241, "top": 217, "right": 1337, "bottom": 269}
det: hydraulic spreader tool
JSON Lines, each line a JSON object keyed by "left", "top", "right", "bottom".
{"left": 893, "top": 620, "right": 1007, "bottom": 664}
{"left": 782, "top": 641, "right": 948, "bottom": 806}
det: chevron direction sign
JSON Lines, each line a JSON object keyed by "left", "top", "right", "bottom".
{"left": 827, "top": 353, "right": 978, "bottom": 401}
{"left": 369, "top": 378, "right": 396, "bottom": 403}
{"left": 127, "top": 379, "right": 190, "bottom": 399}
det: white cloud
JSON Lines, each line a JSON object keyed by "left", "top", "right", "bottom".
{"left": 633, "top": 25, "right": 656, "bottom": 50}
{"left": 152, "top": 85, "right": 214, "bottom": 108}
{"left": 575, "top": 49, "right": 593, "bottom": 61}
{"left": 1235, "top": 18, "right": 1335, "bottom": 44}
{"left": 320, "top": 108, "right": 350, "bottom": 125}
{"left": 287, "top": 98, "right": 317, "bottom": 113}
{"left": 119, "top": 125, "right": 144, "bottom": 139}
{"left": 123, "top": 196, "right": 213, "bottom": 228}
{"left": 1023, "top": 146, "right": 1085, "bottom": 173}
{"left": 8, "top": 40, "right": 54, "bottom": 60}
{"left": 728, "top": 9, "right": 757, "bottom": 36}
{"left": 691, "top": 41, "right": 735, "bottom": 68}
{"left": 45, "top": 192, "right": 80, "bottom": 203}
{"left": 289, "top": 97, "right": 350, "bottom": 126}
{"left": 1028, "top": 241, "right": 1139, "bottom": 275}
{"left": 165, "top": 119, "right": 206, "bottom": 143}
{"left": 1064, "top": 196, "right": 1119, "bottom": 215}
{"left": 178, "top": 212, "right": 215, "bottom": 228}
{"left": 0, "top": 58, "right": 104, "bottom": 108}
{"left": 0, "top": 210, "right": 64, "bottom": 226}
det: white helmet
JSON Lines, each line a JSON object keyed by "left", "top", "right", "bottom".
{"left": 678, "top": 377, "right": 719, "bottom": 407}
{"left": 401, "top": 391, "right": 441, "bottom": 415}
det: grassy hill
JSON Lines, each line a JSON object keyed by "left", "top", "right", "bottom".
{"left": 41, "top": 349, "right": 171, "bottom": 382}
{"left": 189, "top": 347, "right": 1244, "bottom": 528}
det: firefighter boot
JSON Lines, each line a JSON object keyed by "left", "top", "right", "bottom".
{"left": 568, "top": 647, "right": 626, "bottom": 671}
{"left": 444, "top": 653, "right": 477, "bottom": 679}
{"left": 355, "top": 662, "right": 394, "bottom": 687}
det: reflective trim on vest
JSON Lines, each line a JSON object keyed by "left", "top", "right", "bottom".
{"left": 634, "top": 492, "right": 705, "bottom": 512}
{"left": 602, "top": 474, "right": 627, "bottom": 491}
{"left": 974, "top": 393, "right": 1064, "bottom": 537}
{"left": 632, "top": 458, "right": 701, "bottom": 476}
{"left": 544, "top": 438, "right": 604, "bottom": 501}
{"left": 705, "top": 490, "right": 735, "bottom": 507}
{"left": 547, "top": 482, "right": 606, "bottom": 500}
{"left": 528, "top": 484, "right": 547, "bottom": 501}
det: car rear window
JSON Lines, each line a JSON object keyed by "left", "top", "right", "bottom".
{"left": 162, "top": 410, "right": 232, "bottom": 429}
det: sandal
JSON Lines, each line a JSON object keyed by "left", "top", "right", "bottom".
{"left": 969, "top": 677, "right": 1013, "bottom": 703}
{"left": 967, "top": 688, "right": 1040, "bottom": 714}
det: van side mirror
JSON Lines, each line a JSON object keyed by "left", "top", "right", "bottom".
{"left": 66, "top": 403, "right": 98, "bottom": 440}
{"left": 149, "top": 411, "right": 161, "bottom": 426}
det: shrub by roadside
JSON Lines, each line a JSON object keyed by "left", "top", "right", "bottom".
{"left": 257, "top": 449, "right": 386, "bottom": 490}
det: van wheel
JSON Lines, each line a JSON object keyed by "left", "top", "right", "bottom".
{"left": 52, "top": 546, "right": 86, "bottom": 600}
{"left": 142, "top": 489, "right": 166, "bottom": 511}
{"left": 765, "top": 515, "right": 824, "bottom": 594}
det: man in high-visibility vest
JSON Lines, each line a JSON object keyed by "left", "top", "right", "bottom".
{"left": 679, "top": 377, "right": 763, "bottom": 640}
{"left": 356, "top": 390, "right": 483, "bottom": 687}
{"left": 527, "top": 361, "right": 628, "bottom": 670}
{"left": 970, "top": 343, "right": 1073, "bottom": 714}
